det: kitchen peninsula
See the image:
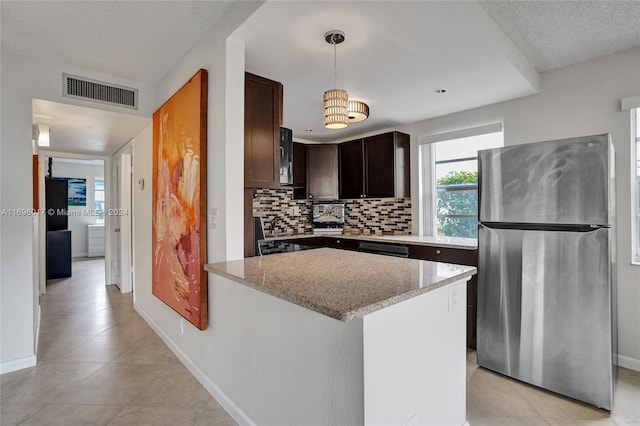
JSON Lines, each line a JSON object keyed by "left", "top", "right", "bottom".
{"left": 205, "top": 248, "right": 476, "bottom": 425}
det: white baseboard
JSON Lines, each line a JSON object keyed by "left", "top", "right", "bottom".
{"left": 0, "top": 355, "right": 36, "bottom": 375}
{"left": 1, "top": 306, "right": 40, "bottom": 375}
{"left": 618, "top": 354, "right": 640, "bottom": 372}
{"left": 134, "top": 304, "right": 255, "bottom": 426}
{"left": 34, "top": 304, "right": 41, "bottom": 356}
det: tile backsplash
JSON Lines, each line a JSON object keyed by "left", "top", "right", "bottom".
{"left": 343, "top": 198, "right": 412, "bottom": 235}
{"left": 252, "top": 188, "right": 313, "bottom": 236}
{"left": 253, "top": 189, "right": 412, "bottom": 236}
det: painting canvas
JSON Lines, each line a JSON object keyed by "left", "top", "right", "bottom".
{"left": 152, "top": 69, "right": 208, "bottom": 330}
{"left": 55, "top": 177, "right": 87, "bottom": 206}
{"left": 67, "top": 178, "right": 87, "bottom": 206}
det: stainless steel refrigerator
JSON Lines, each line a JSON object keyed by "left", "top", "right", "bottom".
{"left": 477, "top": 133, "right": 617, "bottom": 410}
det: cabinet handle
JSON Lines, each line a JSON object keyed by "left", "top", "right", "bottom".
{"left": 436, "top": 249, "right": 441, "bottom": 255}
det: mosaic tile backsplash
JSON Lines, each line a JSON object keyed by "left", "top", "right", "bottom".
{"left": 252, "top": 189, "right": 313, "bottom": 236}
{"left": 253, "top": 189, "right": 412, "bottom": 236}
{"left": 343, "top": 198, "right": 412, "bottom": 235}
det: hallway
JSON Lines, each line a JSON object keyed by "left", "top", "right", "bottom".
{"left": 0, "top": 258, "right": 236, "bottom": 425}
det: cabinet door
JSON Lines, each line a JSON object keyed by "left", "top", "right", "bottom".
{"left": 363, "top": 133, "right": 396, "bottom": 198}
{"left": 338, "top": 139, "right": 364, "bottom": 199}
{"left": 292, "top": 143, "right": 307, "bottom": 199}
{"left": 321, "top": 237, "right": 358, "bottom": 251}
{"left": 362, "top": 132, "right": 410, "bottom": 198}
{"left": 244, "top": 73, "right": 282, "bottom": 189}
{"left": 307, "top": 144, "right": 338, "bottom": 200}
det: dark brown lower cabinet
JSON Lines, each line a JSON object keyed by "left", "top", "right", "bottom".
{"left": 321, "top": 237, "right": 358, "bottom": 251}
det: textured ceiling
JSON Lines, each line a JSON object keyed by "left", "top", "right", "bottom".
{"left": 479, "top": 0, "right": 640, "bottom": 72}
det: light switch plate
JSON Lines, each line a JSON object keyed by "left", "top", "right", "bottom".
{"left": 207, "top": 208, "right": 218, "bottom": 230}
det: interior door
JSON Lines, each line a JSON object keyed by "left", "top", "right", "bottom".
{"left": 110, "top": 153, "right": 133, "bottom": 293}
{"left": 111, "top": 158, "right": 121, "bottom": 287}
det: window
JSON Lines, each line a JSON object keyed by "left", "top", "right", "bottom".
{"left": 95, "top": 178, "right": 105, "bottom": 224}
{"left": 419, "top": 124, "right": 503, "bottom": 239}
{"left": 633, "top": 108, "right": 640, "bottom": 263}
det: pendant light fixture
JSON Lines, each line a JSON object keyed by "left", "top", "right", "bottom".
{"left": 323, "top": 30, "right": 349, "bottom": 129}
{"left": 347, "top": 100, "right": 369, "bottom": 123}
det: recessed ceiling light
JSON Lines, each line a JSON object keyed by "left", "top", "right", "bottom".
{"left": 435, "top": 89, "right": 447, "bottom": 94}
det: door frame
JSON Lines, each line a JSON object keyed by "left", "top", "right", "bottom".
{"left": 111, "top": 141, "right": 134, "bottom": 293}
{"left": 37, "top": 150, "right": 111, "bottom": 293}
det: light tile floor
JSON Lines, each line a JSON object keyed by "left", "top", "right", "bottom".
{"left": 1, "top": 258, "right": 639, "bottom": 425}
{"left": 1, "top": 258, "right": 236, "bottom": 426}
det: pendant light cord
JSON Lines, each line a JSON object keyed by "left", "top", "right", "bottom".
{"left": 333, "top": 37, "right": 338, "bottom": 88}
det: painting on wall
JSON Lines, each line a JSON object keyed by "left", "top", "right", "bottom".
{"left": 55, "top": 177, "right": 87, "bottom": 206}
{"left": 152, "top": 69, "right": 208, "bottom": 330}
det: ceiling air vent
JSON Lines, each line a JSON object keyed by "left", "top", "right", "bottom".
{"left": 62, "top": 73, "right": 138, "bottom": 110}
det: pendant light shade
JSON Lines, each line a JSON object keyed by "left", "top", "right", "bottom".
{"left": 323, "top": 30, "right": 350, "bottom": 129}
{"left": 323, "top": 89, "right": 349, "bottom": 129}
{"left": 347, "top": 100, "right": 369, "bottom": 122}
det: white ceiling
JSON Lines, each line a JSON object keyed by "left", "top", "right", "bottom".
{"left": 33, "top": 99, "right": 151, "bottom": 156}
{"left": 233, "top": 0, "right": 542, "bottom": 142}
{"left": 3, "top": 0, "right": 640, "bottom": 152}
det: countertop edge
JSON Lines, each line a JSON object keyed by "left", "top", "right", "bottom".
{"left": 205, "top": 261, "right": 477, "bottom": 322}
{"left": 263, "top": 234, "right": 478, "bottom": 250}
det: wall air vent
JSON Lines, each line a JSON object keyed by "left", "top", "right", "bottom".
{"left": 62, "top": 73, "right": 138, "bottom": 110}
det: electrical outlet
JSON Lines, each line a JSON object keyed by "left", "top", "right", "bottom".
{"left": 448, "top": 287, "right": 459, "bottom": 312}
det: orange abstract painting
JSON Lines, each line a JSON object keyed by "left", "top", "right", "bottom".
{"left": 152, "top": 69, "right": 208, "bottom": 330}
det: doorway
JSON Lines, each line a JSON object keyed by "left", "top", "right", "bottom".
{"left": 33, "top": 98, "right": 150, "bottom": 296}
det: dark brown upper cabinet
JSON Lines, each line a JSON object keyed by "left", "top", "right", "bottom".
{"left": 338, "top": 131, "right": 410, "bottom": 199}
{"left": 337, "top": 139, "right": 364, "bottom": 199}
{"left": 244, "top": 72, "right": 283, "bottom": 189}
{"left": 307, "top": 144, "right": 338, "bottom": 200}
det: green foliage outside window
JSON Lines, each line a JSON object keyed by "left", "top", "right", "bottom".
{"left": 436, "top": 171, "right": 478, "bottom": 238}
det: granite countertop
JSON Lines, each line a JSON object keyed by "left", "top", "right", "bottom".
{"left": 265, "top": 233, "right": 478, "bottom": 250}
{"left": 205, "top": 248, "right": 476, "bottom": 322}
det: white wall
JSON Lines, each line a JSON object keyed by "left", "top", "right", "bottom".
{"left": 0, "top": 48, "right": 154, "bottom": 371}
{"left": 401, "top": 46, "right": 640, "bottom": 368}
{"left": 130, "top": 0, "right": 262, "bottom": 421}
{"left": 46, "top": 159, "right": 104, "bottom": 257}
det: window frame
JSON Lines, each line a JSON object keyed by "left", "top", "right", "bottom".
{"left": 632, "top": 107, "right": 640, "bottom": 264}
{"left": 435, "top": 157, "right": 479, "bottom": 235}
{"left": 94, "top": 177, "right": 105, "bottom": 224}
{"left": 418, "top": 123, "right": 503, "bottom": 239}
